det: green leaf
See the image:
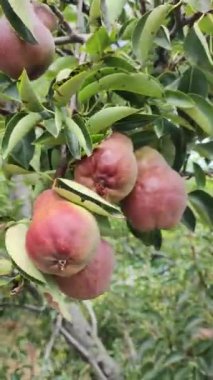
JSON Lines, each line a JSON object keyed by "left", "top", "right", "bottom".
{"left": 18, "top": 71, "right": 44, "bottom": 112}
{"left": 54, "top": 107, "right": 64, "bottom": 137}
{"left": 164, "top": 352, "right": 185, "bottom": 367}
{"left": 65, "top": 117, "right": 92, "bottom": 156}
{"left": 5, "top": 223, "right": 47, "bottom": 284}
{"left": 155, "top": 25, "right": 171, "bottom": 50}
{"left": 0, "top": 258, "right": 12, "bottom": 276}
{"left": 86, "top": 106, "right": 138, "bottom": 134}
{"left": 132, "top": 4, "right": 172, "bottom": 64}
{"left": 189, "top": 190, "right": 213, "bottom": 226}
{"left": 114, "top": 113, "right": 160, "bottom": 133}
{"left": 2, "top": 112, "right": 41, "bottom": 158}
{"left": 178, "top": 67, "right": 208, "bottom": 97}
{"left": 165, "top": 90, "right": 195, "bottom": 108}
{"left": 79, "top": 73, "right": 163, "bottom": 103}
{"left": 53, "top": 68, "right": 89, "bottom": 106}
{"left": 53, "top": 178, "right": 123, "bottom": 218}
{"left": 85, "top": 27, "right": 111, "bottom": 55}
{"left": 106, "top": 0, "right": 127, "bottom": 24}
{"left": 193, "top": 162, "right": 206, "bottom": 188}
{"left": 89, "top": 0, "right": 101, "bottom": 28}
{"left": 43, "top": 118, "right": 60, "bottom": 138}
{"left": 11, "top": 129, "right": 35, "bottom": 169}
{"left": 0, "top": 0, "right": 37, "bottom": 43}
{"left": 64, "top": 126, "right": 81, "bottom": 160}
{"left": 181, "top": 95, "right": 213, "bottom": 136}
{"left": 40, "top": 279, "right": 72, "bottom": 322}
{"left": 181, "top": 206, "right": 196, "bottom": 232}
{"left": 194, "top": 141, "right": 213, "bottom": 159}
{"left": 127, "top": 222, "right": 162, "bottom": 250}
{"left": 184, "top": 24, "right": 213, "bottom": 72}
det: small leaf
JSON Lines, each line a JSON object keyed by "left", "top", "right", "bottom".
{"left": 132, "top": 4, "right": 172, "bottom": 64}
{"left": 193, "top": 162, "right": 206, "bottom": 188}
{"left": 43, "top": 118, "right": 60, "bottom": 138}
{"left": 53, "top": 178, "right": 123, "bottom": 218}
{"left": 165, "top": 90, "right": 195, "bottom": 108}
{"left": 87, "top": 106, "right": 138, "bottom": 134}
{"left": 79, "top": 72, "right": 163, "bottom": 103}
{"left": 106, "top": 0, "right": 127, "bottom": 24}
{"left": 181, "top": 94, "right": 213, "bottom": 136}
{"left": 85, "top": 26, "right": 111, "bottom": 55}
{"left": 181, "top": 206, "right": 196, "bottom": 232}
{"left": 0, "top": 259, "right": 12, "bottom": 276}
{"left": 5, "top": 223, "right": 47, "bottom": 284}
{"left": 65, "top": 117, "right": 92, "bottom": 156}
{"left": 194, "top": 141, "right": 213, "bottom": 159}
{"left": 127, "top": 222, "right": 162, "bottom": 250}
{"left": 2, "top": 112, "right": 41, "bottom": 159}
{"left": 189, "top": 190, "right": 213, "bottom": 226}
{"left": 178, "top": 67, "right": 208, "bottom": 97}
{"left": 18, "top": 71, "right": 44, "bottom": 112}
{"left": 64, "top": 127, "right": 81, "bottom": 160}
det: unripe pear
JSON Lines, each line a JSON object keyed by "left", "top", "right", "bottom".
{"left": 54, "top": 239, "right": 115, "bottom": 300}
{"left": 121, "top": 147, "right": 187, "bottom": 231}
{"left": 26, "top": 190, "right": 100, "bottom": 277}
{"left": 32, "top": 2, "right": 58, "bottom": 32}
{"left": 0, "top": 1, "right": 55, "bottom": 80}
{"left": 74, "top": 132, "right": 138, "bottom": 203}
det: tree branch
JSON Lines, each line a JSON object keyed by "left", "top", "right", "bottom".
{"left": 42, "top": 314, "right": 63, "bottom": 369}
{"left": 139, "top": 0, "right": 146, "bottom": 15}
{"left": 54, "top": 145, "right": 68, "bottom": 179}
{"left": 0, "top": 302, "right": 45, "bottom": 313}
{"left": 54, "top": 34, "right": 85, "bottom": 45}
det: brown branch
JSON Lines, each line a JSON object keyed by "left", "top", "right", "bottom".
{"left": 139, "top": 0, "right": 146, "bottom": 14}
{"left": 54, "top": 34, "right": 85, "bottom": 45}
{"left": 0, "top": 302, "right": 45, "bottom": 313}
{"left": 54, "top": 145, "right": 68, "bottom": 179}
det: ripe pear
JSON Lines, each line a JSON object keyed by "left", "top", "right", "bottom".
{"left": 121, "top": 147, "right": 187, "bottom": 231}
{"left": 26, "top": 190, "right": 100, "bottom": 277}
{"left": 54, "top": 239, "right": 115, "bottom": 300}
{"left": 74, "top": 132, "right": 138, "bottom": 203}
{"left": 0, "top": 1, "right": 55, "bottom": 80}
{"left": 32, "top": 1, "right": 58, "bottom": 32}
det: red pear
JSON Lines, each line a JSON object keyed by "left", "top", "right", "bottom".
{"left": 74, "top": 132, "right": 138, "bottom": 203}
{"left": 26, "top": 190, "right": 100, "bottom": 277}
{"left": 121, "top": 147, "right": 187, "bottom": 231}
{"left": 54, "top": 239, "right": 115, "bottom": 300}
{"left": 0, "top": 1, "right": 55, "bottom": 80}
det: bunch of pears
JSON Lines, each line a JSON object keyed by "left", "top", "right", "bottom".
{"left": 26, "top": 132, "right": 187, "bottom": 301}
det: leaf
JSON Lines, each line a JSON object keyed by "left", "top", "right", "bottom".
{"left": 11, "top": 129, "right": 35, "bottom": 169}
{"left": 79, "top": 72, "right": 163, "bottom": 103}
{"left": 0, "top": 0, "right": 37, "bottom": 43}
{"left": 165, "top": 90, "right": 195, "bottom": 108}
{"left": 18, "top": 71, "right": 44, "bottom": 112}
{"left": 181, "top": 206, "right": 196, "bottom": 232}
{"left": 54, "top": 106, "right": 64, "bottom": 137}
{"left": 54, "top": 69, "right": 89, "bottom": 106}
{"left": 181, "top": 95, "right": 213, "bottom": 136}
{"left": 113, "top": 113, "right": 160, "bottom": 132}
{"left": 89, "top": 0, "right": 101, "bottom": 28}
{"left": 132, "top": 4, "right": 172, "bottom": 64}
{"left": 194, "top": 141, "right": 213, "bottom": 159}
{"left": 0, "top": 259, "right": 12, "bottom": 275}
{"left": 65, "top": 117, "right": 92, "bottom": 156}
{"left": 164, "top": 353, "right": 185, "bottom": 367}
{"left": 193, "top": 162, "right": 206, "bottom": 188}
{"left": 127, "top": 222, "right": 162, "bottom": 250}
{"left": 43, "top": 118, "right": 60, "bottom": 138}
{"left": 40, "top": 279, "right": 72, "bottom": 322}
{"left": 2, "top": 112, "right": 41, "bottom": 159}
{"left": 5, "top": 223, "right": 47, "bottom": 284}
{"left": 86, "top": 106, "right": 138, "bottom": 134}
{"left": 105, "top": 0, "right": 127, "bottom": 24}
{"left": 184, "top": 24, "right": 213, "bottom": 72}
{"left": 178, "top": 67, "right": 208, "bottom": 97}
{"left": 189, "top": 190, "right": 213, "bottom": 226}
{"left": 155, "top": 25, "right": 171, "bottom": 50}
{"left": 85, "top": 27, "right": 111, "bottom": 55}
{"left": 53, "top": 178, "right": 123, "bottom": 218}
{"left": 64, "top": 126, "right": 81, "bottom": 160}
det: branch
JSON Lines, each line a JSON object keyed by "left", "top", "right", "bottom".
{"left": 82, "top": 300, "right": 98, "bottom": 336}
{"left": 43, "top": 314, "right": 63, "bottom": 368}
{"left": 54, "top": 145, "right": 68, "bottom": 179}
{"left": 60, "top": 326, "right": 108, "bottom": 380}
{"left": 54, "top": 34, "right": 85, "bottom": 45}
{"left": 0, "top": 302, "right": 45, "bottom": 313}
{"left": 139, "top": 0, "right": 146, "bottom": 15}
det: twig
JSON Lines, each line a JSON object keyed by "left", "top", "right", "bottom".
{"left": 43, "top": 314, "right": 63, "bottom": 366}
{"left": 0, "top": 302, "right": 45, "bottom": 313}
{"left": 54, "top": 34, "right": 85, "bottom": 45}
{"left": 54, "top": 145, "right": 68, "bottom": 179}
{"left": 82, "top": 301, "right": 98, "bottom": 336}
{"left": 60, "top": 326, "right": 108, "bottom": 380}
{"left": 139, "top": 0, "right": 146, "bottom": 14}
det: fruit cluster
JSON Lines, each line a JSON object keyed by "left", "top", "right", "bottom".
{"left": 26, "top": 133, "right": 187, "bottom": 300}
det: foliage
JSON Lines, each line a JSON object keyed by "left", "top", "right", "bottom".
{"left": 0, "top": 0, "right": 212, "bottom": 378}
